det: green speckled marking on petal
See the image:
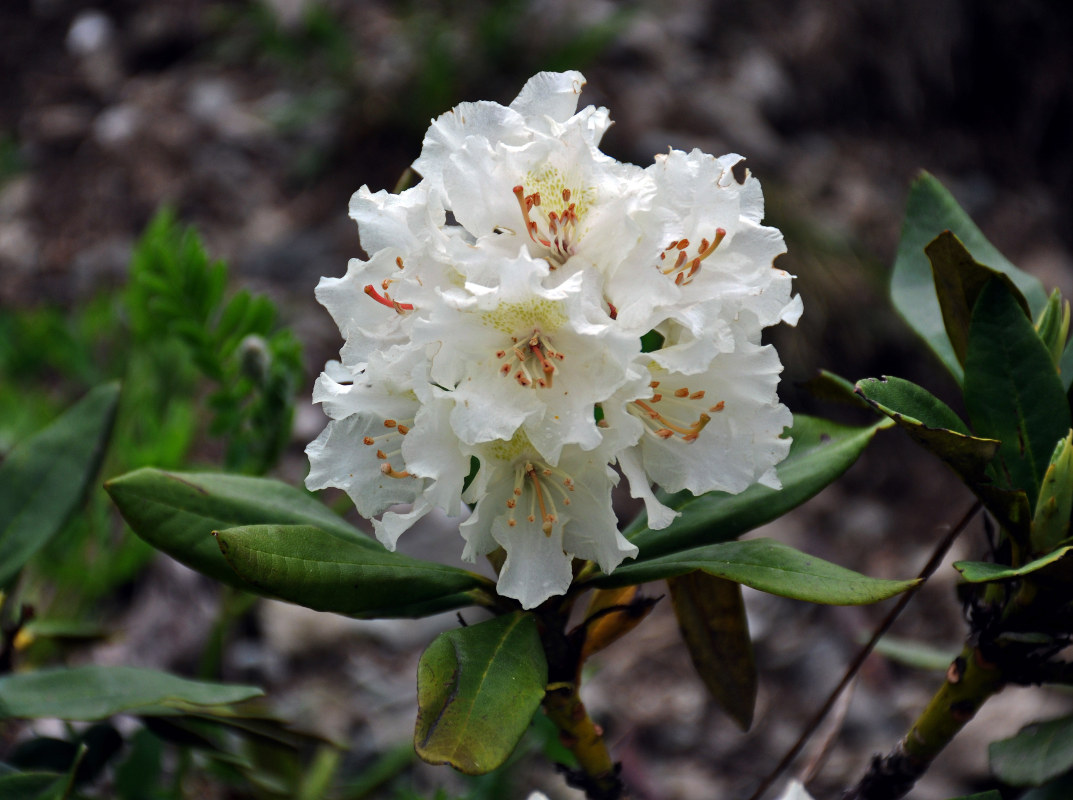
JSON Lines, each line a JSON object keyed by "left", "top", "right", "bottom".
{"left": 487, "top": 429, "right": 537, "bottom": 462}
{"left": 524, "top": 164, "right": 595, "bottom": 221}
{"left": 481, "top": 299, "right": 569, "bottom": 336}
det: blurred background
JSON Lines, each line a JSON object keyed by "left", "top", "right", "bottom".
{"left": 2, "top": 1, "right": 1072, "bottom": 798}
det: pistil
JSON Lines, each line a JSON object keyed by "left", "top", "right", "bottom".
{"left": 364, "top": 284, "right": 413, "bottom": 313}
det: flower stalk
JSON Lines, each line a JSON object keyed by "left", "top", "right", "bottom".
{"left": 844, "top": 644, "right": 1005, "bottom": 800}
{"left": 542, "top": 682, "right": 624, "bottom": 800}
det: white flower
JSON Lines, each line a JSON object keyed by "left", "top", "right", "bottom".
{"left": 415, "top": 248, "right": 642, "bottom": 463}
{"left": 459, "top": 429, "right": 638, "bottom": 609}
{"left": 306, "top": 70, "right": 800, "bottom": 610}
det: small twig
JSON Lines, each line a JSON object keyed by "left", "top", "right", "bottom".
{"left": 745, "top": 500, "right": 982, "bottom": 800}
{"left": 801, "top": 676, "right": 858, "bottom": 786}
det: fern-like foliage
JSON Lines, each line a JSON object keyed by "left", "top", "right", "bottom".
{"left": 126, "top": 210, "right": 303, "bottom": 474}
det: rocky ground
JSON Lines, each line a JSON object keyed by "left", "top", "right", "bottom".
{"left": 3, "top": 1, "right": 1073, "bottom": 798}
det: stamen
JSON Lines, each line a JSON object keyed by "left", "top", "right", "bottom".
{"left": 658, "top": 227, "right": 727, "bottom": 285}
{"left": 379, "top": 463, "right": 411, "bottom": 479}
{"left": 525, "top": 462, "right": 557, "bottom": 536}
{"left": 497, "top": 329, "right": 563, "bottom": 390}
{"left": 512, "top": 183, "right": 579, "bottom": 265}
{"left": 363, "top": 284, "right": 413, "bottom": 313}
{"left": 630, "top": 388, "right": 713, "bottom": 442}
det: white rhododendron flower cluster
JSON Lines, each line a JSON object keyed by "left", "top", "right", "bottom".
{"left": 307, "top": 71, "right": 801, "bottom": 609}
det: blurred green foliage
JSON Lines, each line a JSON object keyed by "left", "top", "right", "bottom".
{"left": 0, "top": 210, "right": 303, "bottom": 612}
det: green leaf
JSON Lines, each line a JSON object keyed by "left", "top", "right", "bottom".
{"left": 668, "top": 572, "right": 757, "bottom": 730}
{"left": 891, "top": 171, "right": 1048, "bottom": 382}
{"left": 1061, "top": 336, "right": 1073, "bottom": 393}
{"left": 1035, "top": 289, "right": 1070, "bottom": 368}
{"left": 626, "top": 415, "right": 891, "bottom": 559}
{"left": 589, "top": 538, "right": 918, "bottom": 605}
{"left": 854, "top": 376, "right": 1029, "bottom": 528}
{"left": 990, "top": 713, "right": 1073, "bottom": 787}
{"left": 1032, "top": 431, "right": 1073, "bottom": 553}
{"left": 856, "top": 375, "right": 971, "bottom": 434}
{"left": 213, "top": 524, "right": 494, "bottom": 619}
{"left": 414, "top": 613, "right": 547, "bottom": 775}
{"left": 0, "top": 772, "right": 66, "bottom": 800}
{"left": 954, "top": 546, "right": 1073, "bottom": 583}
{"left": 869, "top": 635, "right": 956, "bottom": 671}
{"left": 0, "top": 666, "right": 262, "bottom": 721}
{"left": 800, "top": 369, "right": 876, "bottom": 410}
{"left": 964, "top": 279, "right": 1072, "bottom": 506}
{"left": 926, "top": 230, "right": 1031, "bottom": 367}
{"left": 0, "top": 383, "right": 120, "bottom": 587}
{"left": 105, "top": 468, "right": 376, "bottom": 590}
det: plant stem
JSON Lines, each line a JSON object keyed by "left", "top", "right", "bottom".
{"left": 542, "top": 682, "right": 624, "bottom": 800}
{"left": 843, "top": 644, "right": 1004, "bottom": 800}
{"left": 747, "top": 500, "right": 981, "bottom": 800}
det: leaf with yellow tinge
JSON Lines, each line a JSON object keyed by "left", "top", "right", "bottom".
{"left": 414, "top": 613, "right": 547, "bottom": 775}
{"left": 669, "top": 572, "right": 757, "bottom": 730}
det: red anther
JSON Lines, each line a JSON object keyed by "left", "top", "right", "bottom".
{"left": 675, "top": 272, "right": 685, "bottom": 285}
{"left": 362, "top": 436, "right": 375, "bottom": 445}
{"left": 700, "top": 238, "right": 710, "bottom": 252}
{"left": 608, "top": 302, "right": 618, "bottom": 319}
{"left": 688, "top": 259, "right": 701, "bottom": 277}
{"left": 396, "top": 424, "right": 409, "bottom": 435}
{"left": 562, "top": 188, "right": 571, "bottom": 202}
{"left": 677, "top": 239, "right": 690, "bottom": 250}
{"left": 690, "top": 390, "right": 706, "bottom": 400}
{"left": 650, "top": 380, "right": 660, "bottom": 388}
{"left": 384, "top": 419, "right": 397, "bottom": 428}
{"left": 500, "top": 363, "right": 511, "bottom": 375}
{"left": 395, "top": 256, "right": 404, "bottom": 269}
{"left": 674, "top": 250, "right": 688, "bottom": 269}
{"left": 655, "top": 428, "right": 674, "bottom": 438}
{"left": 651, "top": 393, "right": 662, "bottom": 402}
{"left": 675, "top": 387, "right": 689, "bottom": 397}
{"left": 667, "top": 240, "right": 679, "bottom": 250}
{"left": 710, "top": 401, "right": 725, "bottom": 412}
{"left": 496, "top": 350, "right": 507, "bottom": 358}
{"left": 376, "top": 449, "right": 387, "bottom": 460}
